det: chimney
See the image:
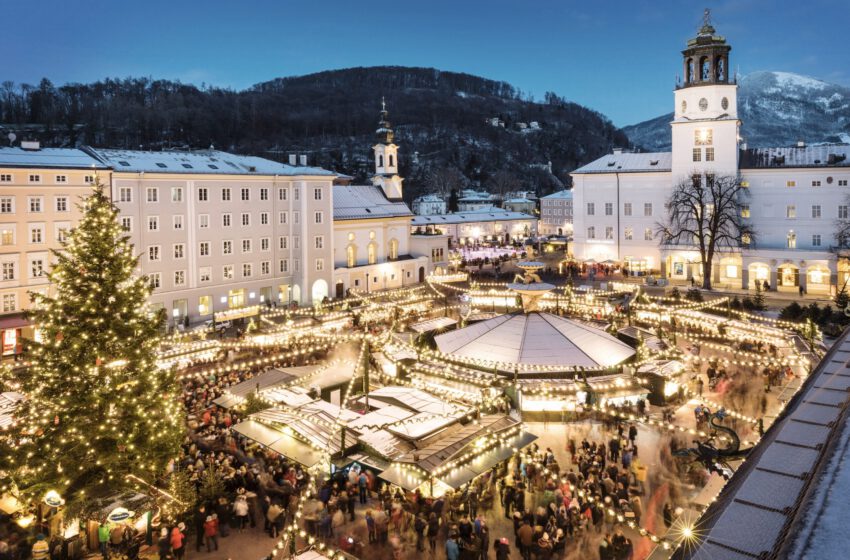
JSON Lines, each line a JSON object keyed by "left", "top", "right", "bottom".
{"left": 288, "top": 154, "right": 296, "bottom": 165}
{"left": 20, "top": 140, "right": 40, "bottom": 151}
{"left": 299, "top": 154, "right": 307, "bottom": 166}
{"left": 612, "top": 147, "right": 623, "bottom": 155}
{"left": 797, "top": 140, "right": 806, "bottom": 148}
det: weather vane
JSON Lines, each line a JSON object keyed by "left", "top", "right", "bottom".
{"left": 381, "top": 96, "right": 386, "bottom": 112}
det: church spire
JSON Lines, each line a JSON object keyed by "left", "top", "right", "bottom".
{"left": 376, "top": 96, "right": 394, "bottom": 144}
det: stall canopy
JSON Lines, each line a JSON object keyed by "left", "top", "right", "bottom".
{"left": 381, "top": 415, "right": 537, "bottom": 495}
{"left": 232, "top": 418, "right": 326, "bottom": 468}
{"left": 363, "top": 386, "right": 470, "bottom": 417}
{"left": 212, "top": 369, "right": 299, "bottom": 408}
{"left": 410, "top": 317, "right": 457, "bottom": 334}
{"left": 434, "top": 312, "right": 635, "bottom": 370}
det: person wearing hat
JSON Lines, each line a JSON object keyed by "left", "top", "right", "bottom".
{"left": 31, "top": 535, "right": 49, "bottom": 560}
{"left": 171, "top": 523, "right": 186, "bottom": 560}
{"left": 157, "top": 528, "right": 171, "bottom": 560}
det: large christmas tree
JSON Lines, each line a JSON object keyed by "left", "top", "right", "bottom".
{"left": 0, "top": 179, "right": 184, "bottom": 514}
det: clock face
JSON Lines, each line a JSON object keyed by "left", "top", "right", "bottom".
{"left": 681, "top": 100, "right": 687, "bottom": 113}
{"left": 721, "top": 97, "right": 729, "bottom": 110}
{"left": 699, "top": 98, "right": 708, "bottom": 111}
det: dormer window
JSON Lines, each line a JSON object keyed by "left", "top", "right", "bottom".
{"left": 156, "top": 162, "right": 167, "bottom": 168}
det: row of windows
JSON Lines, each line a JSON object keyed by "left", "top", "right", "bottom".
{"left": 154, "top": 236, "right": 305, "bottom": 260}
{"left": 118, "top": 185, "right": 323, "bottom": 203}
{"left": 0, "top": 223, "right": 69, "bottom": 245}
{"left": 0, "top": 196, "right": 70, "bottom": 214}
{"left": 737, "top": 204, "right": 849, "bottom": 219}
{"left": 587, "top": 226, "right": 655, "bottom": 241}
{"left": 784, "top": 179, "right": 849, "bottom": 187}
{"left": 130, "top": 210, "right": 317, "bottom": 232}
{"left": 692, "top": 147, "right": 715, "bottom": 162}
{"left": 147, "top": 259, "right": 315, "bottom": 289}
{"left": 0, "top": 174, "right": 94, "bottom": 184}
{"left": 587, "top": 202, "right": 654, "bottom": 217}
{"left": 783, "top": 232, "right": 822, "bottom": 249}
{"left": 0, "top": 259, "right": 47, "bottom": 281}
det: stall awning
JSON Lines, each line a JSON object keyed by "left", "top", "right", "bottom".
{"left": 379, "top": 464, "right": 427, "bottom": 492}
{"left": 690, "top": 472, "right": 727, "bottom": 509}
{"left": 439, "top": 431, "right": 537, "bottom": 490}
{"left": 0, "top": 314, "right": 30, "bottom": 330}
{"left": 410, "top": 317, "right": 457, "bottom": 334}
{"left": 232, "top": 419, "right": 326, "bottom": 468}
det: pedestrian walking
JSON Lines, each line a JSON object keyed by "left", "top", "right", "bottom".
{"left": 204, "top": 515, "right": 219, "bottom": 552}
{"left": 171, "top": 523, "right": 186, "bottom": 560}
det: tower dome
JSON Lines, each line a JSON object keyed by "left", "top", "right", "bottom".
{"left": 376, "top": 96, "right": 394, "bottom": 144}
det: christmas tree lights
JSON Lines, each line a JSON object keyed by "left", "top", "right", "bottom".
{"left": 0, "top": 180, "right": 184, "bottom": 516}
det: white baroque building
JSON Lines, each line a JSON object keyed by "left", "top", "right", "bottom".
{"left": 571, "top": 18, "right": 850, "bottom": 294}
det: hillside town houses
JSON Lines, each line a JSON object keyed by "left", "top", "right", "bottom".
{"left": 571, "top": 19, "right": 850, "bottom": 294}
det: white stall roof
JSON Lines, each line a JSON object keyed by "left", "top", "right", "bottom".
{"left": 364, "top": 386, "right": 469, "bottom": 416}
{"left": 213, "top": 368, "right": 299, "bottom": 408}
{"left": 386, "top": 412, "right": 460, "bottom": 440}
{"left": 410, "top": 317, "right": 457, "bottom": 334}
{"left": 434, "top": 312, "right": 635, "bottom": 369}
{"left": 346, "top": 405, "right": 415, "bottom": 430}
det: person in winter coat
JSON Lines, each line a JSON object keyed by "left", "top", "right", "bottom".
{"left": 215, "top": 497, "right": 231, "bottom": 537}
{"left": 233, "top": 495, "right": 250, "bottom": 532}
{"left": 267, "top": 502, "right": 284, "bottom": 538}
{"left": 170, "top": 524, "right": 186, "bottom": 560}
{"left": 446, "top": 536, "right": 459, "bottom": 560}
{"left": 204, "top": 515, "right": 219, "bottom": 552}
{"left": 157, "top": 528, "right": 171, "bottom": 560}
{"left": 194, "top": 505, "right": 207, "bottom": 552}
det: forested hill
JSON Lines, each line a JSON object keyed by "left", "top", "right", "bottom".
{"left": 0, "top": 67, "right": 627, "bottom": 202}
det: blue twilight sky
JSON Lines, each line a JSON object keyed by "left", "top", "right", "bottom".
{"left": 1, "top": 0, "right": 846, "bottom": 126}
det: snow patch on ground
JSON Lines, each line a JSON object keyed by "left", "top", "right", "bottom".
{"left": 800, "top": 415, "right": 850, "bottom": 558}
{"left": 456, "top": 91, "right": 468, "bottom": 98}
{"left": 773, "top": 71, "right": 828, "bottom": 91}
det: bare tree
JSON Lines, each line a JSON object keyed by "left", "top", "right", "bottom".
{"left": 486, "top": 169, "right": 518, "bottom": 201}
{"left": 659, "top": 173, "right": 754, "bottom": 290}
{"left": 425, "top": 166, "right": 465, "bottom": 199}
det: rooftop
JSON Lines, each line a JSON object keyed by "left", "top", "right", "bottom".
{"left": 572, "top": 151, "right": 672, "bottom": 174}
{"left": 89, "top": 148, "right": 334, "bottom": 176}
{"left": 541, "top": 189, "right": 573, "bottom": 200}
{"left": 333, "top": 184, "right": 413, "bottom": 220}
{"left": 411, "top": 209, "right": 535, "bottom": 226}
{"left": 739, "top": 144, "right": 850, "bottom": 169}
{"left": 0, "top": 147, "right": 109, "bottom": 170}
{"left": 434, "top": 312, "right": 635, "bottom": 370}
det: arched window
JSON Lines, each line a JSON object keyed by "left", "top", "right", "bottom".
{"left": 715, "top": 57, "right": 726, "bottom": 81}
{"left": 389, "top": 154, "right": 394, "bottom": 167}
{"left": 388, "top": 238, "right": 399, "bottom": 260}
{"left": 687, "top": 58, "right": 695, "bottom": 83}
{"left": 378, "top": 155, "right": 384, "bottom": 168}
{"left": 347, "top": 245, "right": 357, "bottom": 268}
{"left": 787, "top": 231, "right": 797, "bottom": 249}
{"left": 367, "top": 243, "right": 377, "bottom": 265}
{"left": 700, "top": 57, "right": 710, "bottom": 81}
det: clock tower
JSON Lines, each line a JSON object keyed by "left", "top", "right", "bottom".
{"left": 671, "top": 10, "right": 740, "bottom": 180}
{"left": 372, "top": 98, "right": 404, "bottom": 201}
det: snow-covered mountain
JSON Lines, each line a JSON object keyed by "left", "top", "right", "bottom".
{"left": 623, "top": 71, "right": 850, "bottom": 150}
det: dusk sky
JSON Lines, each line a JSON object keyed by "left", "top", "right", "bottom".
{"left": 2, "top": 0, "right": 846, "bottom": 126}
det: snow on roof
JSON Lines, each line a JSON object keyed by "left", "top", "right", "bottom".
{"left": 541, "top": 190, "right": 573, "bottom": 200}
{"left": 385, "top": 412, "right": 459, "bottom": 440}
{"left": 90, "top": 148, "right": 334, "bottom": 176}
{"left": 504, "top": 197, "right": 534, "bottom": 203}
{"left": 346, "top": 405, "right": 415, "bottom": 431}
{"left": 411, "top": 209, "right": 535, "bottom": 226}
{"left": 434, "top": 312, "right": 635, "bottom": 369}
{"left": 333, "top": 184, "right": 413, "bottom": 220}
{"left": 572, "top": 151, "right": 672, "bottom": 174}
{"left": 739, "top": 143, "right": 850, "bottom": 169}
{"left": 414, "top": 194, "right": 445, "bottom": 202}
{"left": 365, "top": 386, "right": 469, "bottom": 417}
{"left": 684, "top": 328, "right": 850, "bottom": 560}
{"left": 0, "top": 147, "right": 108, "bottom": 169}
